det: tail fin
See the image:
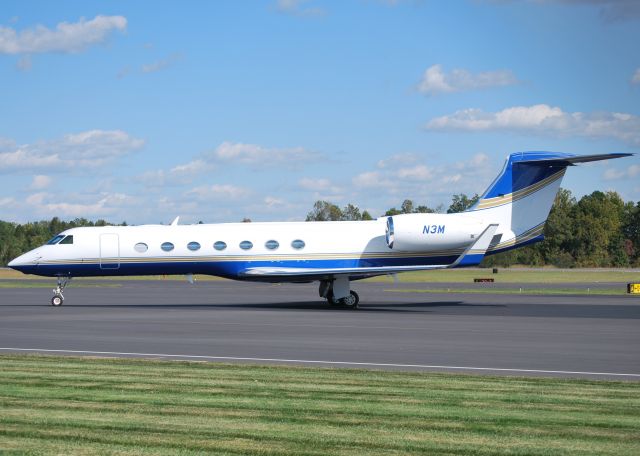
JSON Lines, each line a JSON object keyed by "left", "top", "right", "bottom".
{"left": 468, "top": 151, "right": 632, "bottom": 254}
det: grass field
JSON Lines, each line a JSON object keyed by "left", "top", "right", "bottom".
{"left": 384, "top": 287, "right": 626, "bottom": 296}
{"left": 0, "top": 355, "right": 639, "bottom": 455}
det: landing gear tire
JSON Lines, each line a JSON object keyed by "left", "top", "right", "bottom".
{"left": 51, "top": 276, "right": 71, "bottom": 307}
{"left": 341, "top": 291, "right": 359, "bottom": 309}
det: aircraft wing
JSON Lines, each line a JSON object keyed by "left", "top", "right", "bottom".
{"left": 239, "top": 263, "right": 451, "bottom": 280}
{"left": 240, "top": 223, "right": 500, "bottom": 279}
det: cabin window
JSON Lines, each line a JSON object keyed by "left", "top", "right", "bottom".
{"left": 46, "top": 235, "right": 65, "bottom": 245}
{"left": 161, "top": 242, "right": 174, "bottom": 252}
{"left": 134, "top": 242, "right": 148, "bottom": 253}
{"left": 59, "top": 235, "right": 74, "bottom": 245}
{"left": 239, "top": 240, "right": 253, "bottom": 250}
{"left": 265, "top": 240, "right": 279, "bottom": 250}
{"left": 214, "top": 241, "right": 227, "bottom": 251}
{"left": 291, "top": 239, "right": 305, "bottom": 250}
{"left": 187, "top": 242, "right": 201, "bottom": 251}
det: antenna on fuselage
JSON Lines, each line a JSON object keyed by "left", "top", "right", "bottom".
{"left": 170, "top": 216, "right": 180, "bottom": 226}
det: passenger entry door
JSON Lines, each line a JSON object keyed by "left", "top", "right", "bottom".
{"left": 99, "top": 233, "right": 120, "bottom": 270}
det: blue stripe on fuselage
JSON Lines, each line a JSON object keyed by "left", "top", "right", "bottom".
{"left": 20, "top": 254, "right": 461, "bottom": 278}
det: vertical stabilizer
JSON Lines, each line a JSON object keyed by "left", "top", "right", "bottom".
{"left": 468, "top": 152, "right": 632, "bottom": 254}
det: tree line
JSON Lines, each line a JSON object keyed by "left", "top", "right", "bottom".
{"left": 1, "top": 190, "right": 639, "bottom": 267}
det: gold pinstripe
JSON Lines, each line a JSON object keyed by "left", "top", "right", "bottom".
{"left": 476, "top": 170, "right": 565, "bottom": 210}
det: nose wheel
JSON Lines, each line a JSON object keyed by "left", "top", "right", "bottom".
{"left": 51, "top": 276, "right": 71, "bottom": 306}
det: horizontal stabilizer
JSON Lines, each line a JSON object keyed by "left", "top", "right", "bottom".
{"left": 518, "top": 153, "right": 633, "bottom": 166}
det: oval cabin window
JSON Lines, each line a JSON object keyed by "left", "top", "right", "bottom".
{"left": 134, "top": 242, "right": 148, "bottom": 253}
{"left": 214, "top": 241, "right": 227, "bottom": 251}
{"left": 161, "top": 242, "right": 174, "bottom": 252}
{"left": 291, "top": 239, "right": 305, "bottom": 250}
{"left": 239, "top": 240, "right": 253, "bottom": 250}
{"left": 265, "top": 240, "right": 279, "bottom": 250}
{"left": 187, "top": 241, "right": 201, "bottom": 251}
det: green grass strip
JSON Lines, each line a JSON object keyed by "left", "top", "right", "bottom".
{"left": 0, "top": 355, "right": 638, "bottom": 455}
{"left": 384, "top": 287, "right": 628, "bottom": 296}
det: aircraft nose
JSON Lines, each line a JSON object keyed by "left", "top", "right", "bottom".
{"left": 8, "top": 251, "right": 41, "bottom": 271}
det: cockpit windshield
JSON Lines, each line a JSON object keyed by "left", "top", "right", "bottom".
{"left": 46, "top": 234, "right": 73, "bottom": 245}
{"left": 46, "top": 235, "right": 65, "bottom": 245}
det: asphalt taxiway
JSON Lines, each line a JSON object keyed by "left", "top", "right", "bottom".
{"left": 1, "top": 280, "right": 639, "bottom": 380}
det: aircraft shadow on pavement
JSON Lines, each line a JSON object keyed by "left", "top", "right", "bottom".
{"left": 2, "top": 300, "right": 506, "bottom": 313}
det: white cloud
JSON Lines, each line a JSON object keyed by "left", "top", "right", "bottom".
{"left": 376, "top": 153, "right": 420, "bottom": 169}
{"left": 352, "top": 153, "right": 495, "bottom": 202}
{"left": 298, "top": 177, "right": 332, "bottom": 191}
{"left": 141, "top": 53, "right": 183, "bottom": 74}
{"left": 522, "top": 0, "right": 640, "bottom": 23}
{"left": 603, "top": 164, "right": 640, "bottom": 181}
{"left": 186, "top": 184, "right": 251, "bottom": 200}
{"left": 418, "top": 64, "right": 518, "bottom": 95}
{"left": 138, "top": 140, "right": 319, "bottom": 190}
{"left": 425, "top": 104, "right": 640, "bottom": 146}
{"left": 396, "top": 165, "right": 433, "bottom": 180}
{"left": 0, "top": 15, "right": 127, "bottom": 54}
{"left": 25, "top": 191, "right": 136, "bottom": 218}
{"left": 352, "top": 171, "right": 386, "bottom": 189}
{"left": 632, "top": 68, "right": 640, "bottom": 84}
{"left": 0, "top": 130, "right": 144, "bottom": 173}
{"left": 212, "top": 141, "right": 322, "bottom": 167}
{"left": 494, "top": 1, "right": 640, "bottom": 23}
{"left": 275, "top": 0, "right": 325, "bottom": 17}
{"left": 170, "top": 159, "right": 209, "bottom": 175}
{"left": 29, "top": 175, "right": 52, "bottom": 190}
{"left": 0, "top": 196, "right": 16, "bottom": 208}
{"left": 264, "top": 196, "right": 286, "bottom": 207}
{"left": 138, "top": 159, "right": 213, "bottom": 188}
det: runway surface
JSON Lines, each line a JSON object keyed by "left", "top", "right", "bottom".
{"left": 1, "top": 280, "right": 639, "bottom": 380}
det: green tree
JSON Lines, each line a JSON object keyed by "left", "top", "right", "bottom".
{"left": 447, "top": 194, "right": 480, "bottom": 213}
{"left": 415, "top": 205, "right": 437, "bottom": 213}
{"left": 400, "top": 199, "right": 414, "bottom": 214}
{"left": 385, "top": 200, "right": 438, "bottom": 216}
{"left": 384, "top": 207, "right": 402, "bottom": 216}
{"left": 306, "top": 201, "right": 343, "bottom": 221}
{"left": 538, "top": 188, "right": 577, "bottom": 267}
{"left": 341, "top": 204, "right": 362, "bottom": 221}
{"left": 622, "top": 201, "right": 640, "bottom": 266}
{"left": 569, "top": 191, "right": 627, "bottom": 267}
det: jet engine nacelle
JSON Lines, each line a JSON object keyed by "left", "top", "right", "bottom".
{"left": 385, "top": 213, "right": 486, "bottom": 252}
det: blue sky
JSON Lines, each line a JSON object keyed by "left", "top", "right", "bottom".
{"left": 1, "top": 0, "right": 639, "bottom": 224}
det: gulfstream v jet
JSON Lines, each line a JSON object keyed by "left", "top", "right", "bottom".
{"left": 8, "top": 151, "right": 632, "bottom": 307}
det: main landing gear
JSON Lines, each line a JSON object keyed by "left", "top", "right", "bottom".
{"left": 51, "top": 276, "right": 71, "bottom": 306}
{"left": 319, "top": 277, "right": 360, "bottom": 309}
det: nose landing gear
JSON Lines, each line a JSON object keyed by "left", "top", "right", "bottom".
{"left": 51, "top": 276, "right": 71, "bottom": 306}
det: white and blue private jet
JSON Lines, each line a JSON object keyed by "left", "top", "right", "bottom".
{"left": 8, "top": 151, "right": 632, "bottom": 307}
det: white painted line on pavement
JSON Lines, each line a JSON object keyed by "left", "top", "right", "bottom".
{"left": 1, "top": 347, "right": 639, "bottom": 378}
